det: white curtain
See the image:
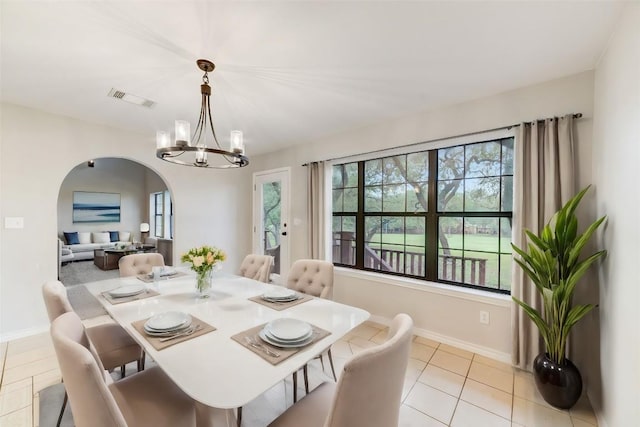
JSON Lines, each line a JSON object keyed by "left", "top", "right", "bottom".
{"left": 307, "top": 161, "right": 326, "bottom": 259}
{"left": 511, "top": 115, "right": 576, "bottom": 370}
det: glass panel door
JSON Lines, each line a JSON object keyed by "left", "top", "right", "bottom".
{"left": 253, "top": 168, "right": 290, "bottom": 280}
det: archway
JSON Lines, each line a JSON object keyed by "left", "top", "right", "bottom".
{"left": 56, "top": 157, "right": 173, "bottom": 285}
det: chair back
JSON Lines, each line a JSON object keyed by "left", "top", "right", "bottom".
{"left": 119, "top": 253, "right": 165, "bottom": 277}
{"left": 239, "top": 254, "right": 273, "bottom": 283}
{"left": 50, "top": 312, "right": 126, "bottom": 427}
{"left": 42, "top": 280, "right": 74, "bottom": 322}
{"left": 286, "top": 259, "right": 334, "bottom": 299}
{"left": 325, "top": 313, "right": 413, "bottom": 427}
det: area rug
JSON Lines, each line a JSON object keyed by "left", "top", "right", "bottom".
{"left": 39, "top": 361, "right": 331, "bottom": 426}
{"left": 66, "top": 285, "right": 108, "bottom": 319}
{"left": 59, "top": 260, "right": 119, "bottom": 286}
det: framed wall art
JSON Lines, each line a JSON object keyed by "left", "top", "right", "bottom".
{"left": 73, "top": 191, "right": 121, "bottom": 223}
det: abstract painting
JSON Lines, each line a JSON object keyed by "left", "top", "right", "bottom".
{"left": 73, "top": 191, "right": 121, "bottom": 223}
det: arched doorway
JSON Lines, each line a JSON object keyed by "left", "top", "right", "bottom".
{"left": 56, "top": 157, "right": 173, "bottom": 285}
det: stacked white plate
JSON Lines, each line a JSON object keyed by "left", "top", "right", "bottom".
{"left": 107, "top": 284, "right": 145, "bottom": 298}
{"left": 259, "top": 318, "right": 314, "bottom": 348}
{"left": 143, "top": 311, "right": 192, "bottom": 337}
{"left": 261, "top": 288, "right": 299, "bottom": 303}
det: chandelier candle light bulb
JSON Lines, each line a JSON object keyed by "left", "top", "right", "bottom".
{"left": 156, "top": 131, "right": 170, "bottom": 149}
{"left": 230, "top": 130, "right": 244, "bottom": 154}
{"left": 175, "top": 120, "right": 191, "bottom": 147}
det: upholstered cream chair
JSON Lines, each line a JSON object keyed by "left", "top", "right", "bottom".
{"left": 118, "top": 253, "right": 165, "bottom": 277}
{"left": 268, "top": 313, "right": 413, "bottom": 427}
{"left": 238, "top": 254, "right": 273, "bottom": 283}
{"left": 51, "top": 311, "right": 199, "bottom": 427}
{"left": 285, "top": 259, "right": 335, "bottom": 401}
{"left": 43, "top": 280, "right": 145, "bottom": 426}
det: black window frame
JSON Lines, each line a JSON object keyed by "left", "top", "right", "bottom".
{"left": 332, "top": 137, "right": 514, "bottom": 295}
{"left": 154, "top": 192, "right": 164, "bottom": 238}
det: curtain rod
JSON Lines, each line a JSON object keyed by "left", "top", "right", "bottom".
{"left": 302, "top": 113, "right": 583, "bottom": 166}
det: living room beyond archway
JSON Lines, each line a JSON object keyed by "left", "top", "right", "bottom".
{"left": 56, "top": 157, "right": 173, "bottom": 285}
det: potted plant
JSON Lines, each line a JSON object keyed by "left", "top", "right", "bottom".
{"left": 512, "top": 186, "right": 606, "bottom": 409}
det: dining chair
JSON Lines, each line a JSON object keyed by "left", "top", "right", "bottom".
{"left": 285, "top": 259, "right": 335, "bottom": 402}
{"left": 50, "top": 311, "right": 199, "bottom": 427}
{"left": 118, "top": 253, "right": 165, "bottom": 277}
{"left": 42, "top": 280, "right": 145, "bottom": 426}
{"left": 238, "top": 254, "right": 273, "bottom": 283}
{"left": 267, "top": 313, "right": 413, "bottom": 427}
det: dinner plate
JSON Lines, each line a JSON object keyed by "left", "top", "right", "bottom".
{"left": 108, "top": 284, "right": 145, "bottom": 298}
{"left": 265, "top": 318, "right": 312, "bottom": 341}
{"left": 262, "top": 295, "right": 300, "bottom": 303}
{"left": 262, "top": 288, "right": 297, "bottom": 301}
{"left": 143, "top": 324, "right": 191, "bottom": 337}
{"left": 264, "top": 328, "right": 313, "bottom": 343}
{"left": 259, "top": 329, "right": 314, "bottom": 349}
{"left": 145, "top": 311, "right": 192, "bottom": 331}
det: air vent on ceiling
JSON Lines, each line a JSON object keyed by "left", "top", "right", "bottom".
{"left": 107, "top": 88, "right": 156, "bottom": 108}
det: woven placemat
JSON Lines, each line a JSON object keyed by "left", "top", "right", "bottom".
{"left": 248, "top": 293, "right": 313, "bottom": 311}
{"left": 101, "top": 289, "right": 160, "bottom": 305}
{"left": 136, "top": 271, "right": 189, "bottom": 283}
{"left": 131, "top": 315, "right": 216, "bottom": 351}
{"left": 231, "top": 322, "right": 330, "bottom": 365}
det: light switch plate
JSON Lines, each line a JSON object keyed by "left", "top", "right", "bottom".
{"left": 4, "top": 217, "right": 24, "bottom": 229}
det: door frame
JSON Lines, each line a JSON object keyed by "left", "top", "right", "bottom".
{"left": 252, "top": 167, "right": 291, "bottom": 282}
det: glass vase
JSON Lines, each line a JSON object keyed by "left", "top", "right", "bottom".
{"left": 195, "top": 269, "right": 212, "bottom": 298}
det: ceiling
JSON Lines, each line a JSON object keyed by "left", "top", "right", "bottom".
{"left": 0, "top": 1, "right": 625, "bottom": 155}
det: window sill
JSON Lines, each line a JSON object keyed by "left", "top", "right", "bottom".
{"left": 334, "top": 267, "right": 511, "bottom": 308}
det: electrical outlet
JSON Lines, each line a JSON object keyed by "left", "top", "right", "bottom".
{"left": 480, "top": 311, "right": 490, "bottom": 325}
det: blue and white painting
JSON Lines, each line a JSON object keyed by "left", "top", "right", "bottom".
{"left": 73, "top": 192, "right": 121, "bottom": 223}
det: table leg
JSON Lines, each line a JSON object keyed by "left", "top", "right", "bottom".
{"left": 195, "top": 403, "right": 237, "bottom": 427}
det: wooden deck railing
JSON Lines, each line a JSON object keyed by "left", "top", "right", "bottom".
{"left": 332, "top": 243, "right": 487, "bottom": 286}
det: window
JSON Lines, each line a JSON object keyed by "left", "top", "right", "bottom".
{"left": 332, "top": 137, "right": 514, "bottom": 294}
{"left": 153, "top": 192, "right": 164, "bottom": 237}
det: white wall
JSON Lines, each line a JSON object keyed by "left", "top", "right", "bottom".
{"left": 0, "top": 104, "right": 251, "bottom": 340}
{"left": 248, "top": 71, "right": 596, "bottom": 359}
{"left": 591, "top": 4, "right": 640, "bottom": 426}
{"left": 57, "top": 158, "right": 147, "bottom": 241}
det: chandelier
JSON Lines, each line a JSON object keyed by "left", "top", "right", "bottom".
{"left": 156, "top": 59, "right": 249, "bottom": 168}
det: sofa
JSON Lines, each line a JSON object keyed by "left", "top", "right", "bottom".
{"left": 59, "top": 231, "right": 135, "bottom": 262}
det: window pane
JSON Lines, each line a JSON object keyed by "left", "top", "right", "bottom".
{"left": 364, "top": 159, "right": 382, "bottom": 185}
{"left": 438, "top": 146, "right": 464, "bottom": 180}
{"left": 463, "top": 218, "right": 499, "bottom": 252}
{"left": 407, "top": 182, "right": 427, "bottom": 213}
{"left": 437, "top": 179, "right": 463, "bottom": 211}
{"left": 365, "top": 217, "right": 381, "bottom": 243}
{"left": 383, "top": 156, "right": 406, "bottom": 184}
{"left": 382, "top": 184, "right": 406, "bottom": 212}
{"left": 465, "top": 141, "right": 501, "bottom": 178}
{"left": 502, "top": 139, "right": 514, "bottom": 175}
{"left": 343, "top": 188, "right": 358, "bottom": 212}
{"left": 439, "top": 249, "right": 462, "bottom": 282}
{"left": 380, "top": 244, "right": 405, "bottom": 274}
{"left": 342, "top": 216, "right": 356, "bottom": 233}
{"left": 439, "top": 217, "right": 462, "bottom": 250}
{"left": 332, "top": 216, "right": 341, "bottom": 233}
{"left": 332, "top": 163, "right": 358, "bottom": 188}
{"left": 405, "top": 246, "right": 426, "bottom": 276}
{"left": 501, "top": 176, "right": 513, "bottom": 212}
{"left": 332, "top": 189, "right": 343, "bottom": 212}
{"left": 381, "top": 217, "right": 404, "bottom": 244}
{"left": 364, "top": 186, "right": 382, "bottom": 212}
{"left": 407, "top": 152, "right": 428, "bottom": 182}
{"left": 464, "top": 177, "right": 500, "bottom": 211}
{"left": 500, "top": 254, "right": 512, "bottom": 291}
{"left": 364, "top": 242, "right": 381, "bottom": 269}
{"left": 332, "top": 215, "right": 356, "bottom": 266}
{"left": 405, "top": 217, "right": 426, "bottom": 247}
{"left": 463, "top": 251, "right": 496, "bottom": 288}
{"left": 500, "top": 218, "right": 512, "bottom": 253}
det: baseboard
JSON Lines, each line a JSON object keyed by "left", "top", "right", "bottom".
{"left": 588, "top": 389, "right": 608, "bottom": 427}
{"left": 1, "top": 323, "right": 49, "bottom": 343}
{"left": 369, "top": 314, "right": 512, "bottom": 364}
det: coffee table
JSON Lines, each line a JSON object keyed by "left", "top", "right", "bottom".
{"left": 94, "top": 245, "right": 157, "bottom": 270}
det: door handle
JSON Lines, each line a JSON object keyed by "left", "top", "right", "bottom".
{"left": 281, "top": 231, "right": 287, "bottom": 236}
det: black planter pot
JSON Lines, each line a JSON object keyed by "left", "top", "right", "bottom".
{"left": 533, "top": 353, "right": 582, "bottom": 409}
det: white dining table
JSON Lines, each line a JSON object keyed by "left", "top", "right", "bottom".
{"left": 83, "top": 270, "right": 370, "bottom": 426}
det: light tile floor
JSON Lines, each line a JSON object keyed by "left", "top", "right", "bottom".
{"left": 0, "top": 319, "right": 598, "bottom": 427}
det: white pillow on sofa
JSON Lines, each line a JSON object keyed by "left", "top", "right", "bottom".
{"left": 78, "top": 232, "right": 91, "bottom": 244}
{"left": 92, "top": 232, "right": 110, "bottom": 244}
{"left": 119, "top": 231, "right": 131, "bottom": 242}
